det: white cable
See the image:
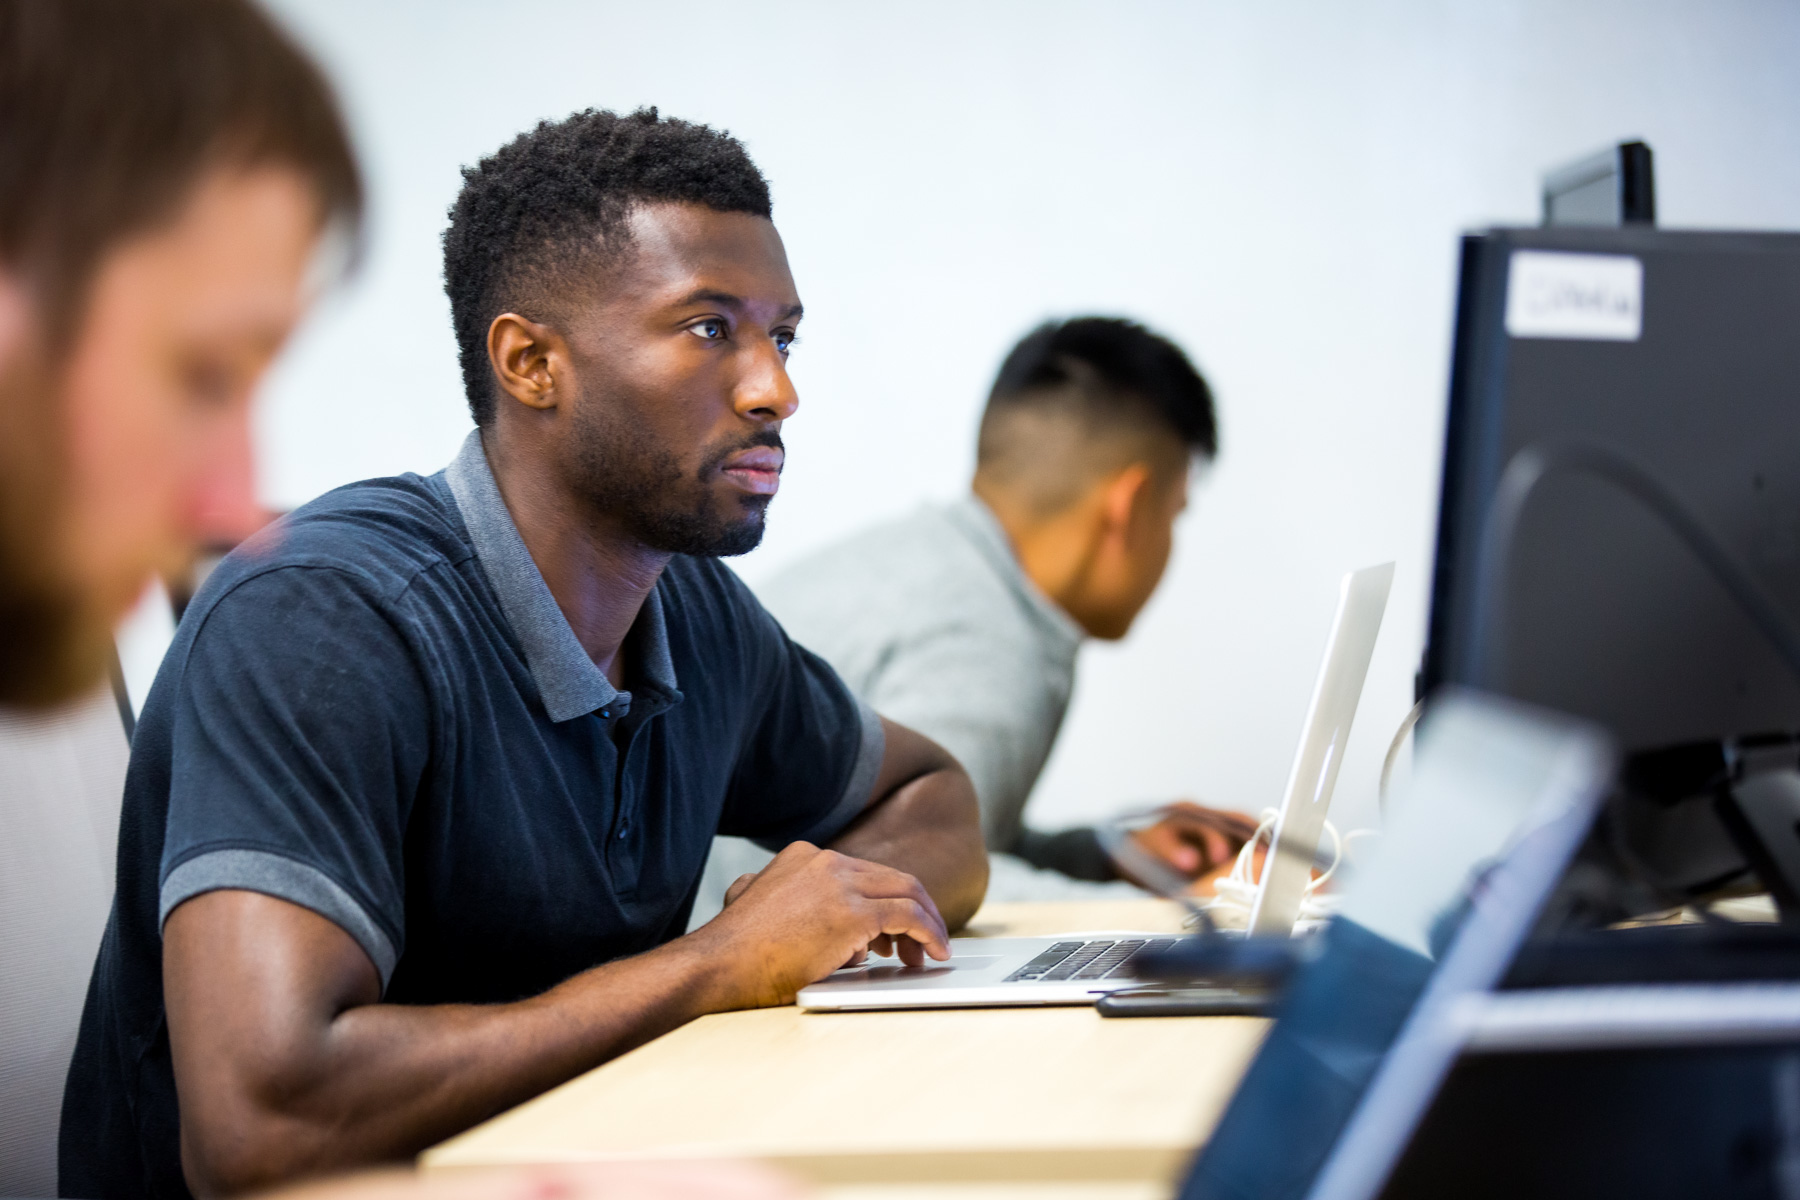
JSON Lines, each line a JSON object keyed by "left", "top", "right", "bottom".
{"left": 1192, "top": 808, "right": 1378, "bottom": 931}
{"left": 1378, "top": 701, "right": 1425, "bottom": 817}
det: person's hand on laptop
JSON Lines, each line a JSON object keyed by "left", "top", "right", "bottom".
{"left": 1123, "top": 802, "right": 1260, "bottom": 889}
{"left": 705, "top": 841, "right": 951, "bottom": 1006}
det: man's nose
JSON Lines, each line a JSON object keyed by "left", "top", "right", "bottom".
{"left": 732, "top": 336, "right": 799, "bottom": 422}
{"left": 186, "top": 409, "right": 267, "bottom": 545}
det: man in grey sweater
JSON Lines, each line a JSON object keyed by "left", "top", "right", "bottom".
{"left": 694, "top": 317, "right": 1255, "bottom": 920}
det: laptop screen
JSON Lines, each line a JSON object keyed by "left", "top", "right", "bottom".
{"left": 1180, "top": 693, "right": 1613, "bottom": 1200}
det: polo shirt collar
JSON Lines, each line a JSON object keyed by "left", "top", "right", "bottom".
{"left": 444, "top": 430, "right": 680, "bottom": 723}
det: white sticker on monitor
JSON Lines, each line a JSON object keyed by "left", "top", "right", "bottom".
{"left": 1504, "top": 250, "right": 1643, "bottom": 341}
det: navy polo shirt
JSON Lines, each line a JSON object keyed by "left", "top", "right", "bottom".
{"left": 61, "top": 431, "right": 883, "bottom": 1200}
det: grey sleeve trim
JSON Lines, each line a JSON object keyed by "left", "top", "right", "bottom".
{"left": 760, "top": 699, "right": 886, "bottom": 851}
{"left": 160, "top": 849, "right": 399, "bottom": 989}
{"left": 1010, "top": 825, "right": 1120, "bottom": 883}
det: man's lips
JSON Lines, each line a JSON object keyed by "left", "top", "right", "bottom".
{"left": 718, "top": 447, "right": 784, "bottom": 496}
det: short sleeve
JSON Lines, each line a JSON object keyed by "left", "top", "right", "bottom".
{"left": 714, "top": 600, "right": 884, "bottom": 851}
{"left": 157, "top": 566, "right": 431, "bottom": 989}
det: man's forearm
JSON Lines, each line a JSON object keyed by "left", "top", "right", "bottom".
{"left": 314, "top": 943, "right": 728, "bottom": 1161}
{"left": 169, "top": 895, "right": 737, "bottom": 1195}
{"left": 829, "top": 764, "right": 988, "bottom": 930}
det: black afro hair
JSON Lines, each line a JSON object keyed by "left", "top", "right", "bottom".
{"left": 442, "top": 106, "right": 772, "bottom": 425}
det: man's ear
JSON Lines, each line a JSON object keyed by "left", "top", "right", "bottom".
{"left": 486, "top": 312, "right": 564, "bottom": 412}
{"left": 1099, "top": 462, "right": 1154, "bottom": 542}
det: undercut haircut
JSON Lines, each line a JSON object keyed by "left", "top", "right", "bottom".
{"left": 0, "top": 0, "right": 364, "bottom": 339}
{"left": 443, "top": 107, "right": 773, "bottom": 426}
{"left": 976, "top": 317, "right": 1217, "bottom": 516}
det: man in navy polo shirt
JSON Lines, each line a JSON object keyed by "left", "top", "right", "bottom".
{"left": 65, "top": 108, "right": 988, "bottom": 1199}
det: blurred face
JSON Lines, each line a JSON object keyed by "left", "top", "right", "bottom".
{"left": 0, "top": 165, "right": 319, "bottom": 705}
{"left": 553, "top": 203, "right": 802, "bottom": 556}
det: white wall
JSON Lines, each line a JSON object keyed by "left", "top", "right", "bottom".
{"left": 248, "top": 0, "right": 1800, "bottom": 836}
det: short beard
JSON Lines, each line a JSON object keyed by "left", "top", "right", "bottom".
{"left": 0, "top": 340, "right": 115, "bottom": 707}
{"left": 0, "top": 560, "right": 112, "bottom": 709}
{"left": 571, "top": 407, "right": 777, "bottom": 559}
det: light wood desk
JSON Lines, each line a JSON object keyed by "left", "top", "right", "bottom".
{"left": 421, "top": 900, "right": 1267, "bottom": 1196}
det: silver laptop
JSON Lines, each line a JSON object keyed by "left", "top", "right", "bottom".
{"left": 797, "top": 562, "right": 1395, "bottom": 1012}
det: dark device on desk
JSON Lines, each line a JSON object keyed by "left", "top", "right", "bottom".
{"left": 1094, "top": 985, "right": 1275, "bottom": 1017}
{"left": 1420, "top": 224, "right": 1800, "bottom": 918}
{"left": 1099, "top": 935, "right": 1301, "bottom": 1016}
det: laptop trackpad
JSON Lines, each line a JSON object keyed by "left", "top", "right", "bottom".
{"left": 849, "top": 955, "right": 1002, "bottom": 982}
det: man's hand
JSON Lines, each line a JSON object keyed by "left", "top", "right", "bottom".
{"left": 821, "top": 717, "right": 988, "bottom": 928}
{"left": 711, "top": 715, "right": 985, "bottom": 1006}
{"left": 1124, "top": 802, "right": 1259, "bottom": 886}
{"left": 698, "top": 842, "right": 949, "bottom": 1007}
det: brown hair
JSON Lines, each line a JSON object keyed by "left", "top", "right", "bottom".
{"left": 0, "top": 0, "right": 364, "bottom": 332}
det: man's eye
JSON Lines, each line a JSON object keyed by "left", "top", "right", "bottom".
{"left": 690, "top": 318, "right": 727, "bottom": 341}
{"left": 183, "top": 359, "right": 238, "bottom": 410}
{"left": 775, "top": 330, "right": 797, "bottom": 354}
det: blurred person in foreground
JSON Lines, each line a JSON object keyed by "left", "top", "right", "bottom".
{"left": 0, "top": 3, "right": 796, "bottom": 1199}
{"left": 0, "top": 0, "right": 363, "bottom": 708}
{"left": 698, "top": 318, "right": 1257, "bottom": 917}
{"left": 65, "top": 106, "right": 985, "bottom": 1198}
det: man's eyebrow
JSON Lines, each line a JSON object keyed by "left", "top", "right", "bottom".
{"left": 671, "top": 288, "right": 804, "bottom": 322}
{"left": 673, "top": 288, "right": 743, "bottom": 309}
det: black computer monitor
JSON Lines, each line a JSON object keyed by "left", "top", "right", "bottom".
{"left": 1421, "top": 226, "right": 1800, "bottom": 758}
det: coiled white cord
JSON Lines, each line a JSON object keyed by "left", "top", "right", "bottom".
{"left": 1189, "top": 808, "right": 1378, "bottom": 932}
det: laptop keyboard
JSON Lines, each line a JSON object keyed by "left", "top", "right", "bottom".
{"left": 1003, "top": 938, "right": 1179, "bottom": 983}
